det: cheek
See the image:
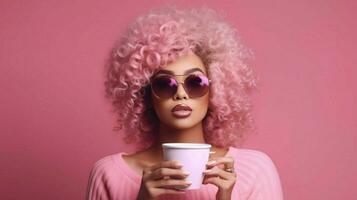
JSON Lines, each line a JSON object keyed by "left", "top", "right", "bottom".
{"left": 152, "top": 99, "right": 171, "bottom": 117}
{"left": 182, "top": 94, "right": 209, "bottom": 122}
{"left": 156, "top": 103, "right": 170, "bottom": 115}
{"left": 195, "top": 95, "right": 209, "bottom": 116}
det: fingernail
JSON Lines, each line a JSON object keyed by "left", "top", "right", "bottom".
{"left": 183, "top": 171, "right": 190, "bottom": 175}
{"left": 185, "top": 181, "right": 192, "bottom": 185}
{"left": 204, "top": 169, "right": 212, "bottom": 173}
{"left": 207, "top": 160, "right": 216, "bottom": 165}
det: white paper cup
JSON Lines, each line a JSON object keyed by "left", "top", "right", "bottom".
{"left": 162, "top": 143, "right": 211, "bottom": 190}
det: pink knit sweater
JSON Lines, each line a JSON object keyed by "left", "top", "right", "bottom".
{"left": 86, "top": 147, "right": 283, "bottom": 200}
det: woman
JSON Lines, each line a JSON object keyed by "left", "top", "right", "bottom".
{"left": 86, "top": 6, "right": 283, "bottom": 200}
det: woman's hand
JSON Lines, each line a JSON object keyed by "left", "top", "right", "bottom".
{"left": 136, "top": 160, "right": 191, "bottom": 200}
{"left": 203, "top": 156, "right": 237, "bottom": 200}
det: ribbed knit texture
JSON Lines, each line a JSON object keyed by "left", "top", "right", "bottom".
{"left": 86, "top": 147, "right": 283, "bottom": 200}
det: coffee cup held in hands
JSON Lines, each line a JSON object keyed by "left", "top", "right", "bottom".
{"left": 162, "top": 143, "right": 212, "bottom": 190}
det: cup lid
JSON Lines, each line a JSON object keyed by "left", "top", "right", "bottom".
{"left": 162, "top": 143, "right": 211, "bottom": 149}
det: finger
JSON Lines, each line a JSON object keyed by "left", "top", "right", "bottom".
{"left": 205, "top": 162, "right": 225, "bottom": 170}
{"left": 152, "top": 178, "right": 192, "bottom": 189}
{"left": 202, "top": 176, "right": 224, "bottom": 186}
{"left": 153, "top": 188, "right": 186, "bottom": 196}
{"left": 150, "top": 168, "right": 190, "bottom": 180}
{"left": 206, "top": 156, "right": 235, "bottom": 169}
{"left": 203, "top": 166, "right": 236, "bottom": 180}
{"left": 148, "top": 160, "right": 183, "bottom": 172}
{"left": 143, "top": 161, "right": 183, "bottom": 181}
{"left": 209, "top": 151, "right": 216, "bottom": 159}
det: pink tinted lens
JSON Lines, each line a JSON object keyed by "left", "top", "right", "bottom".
{"left": 184, "top": 74, "right": 209, "bottom": 98}
{"left": 151, "top": 76, "right": 178, "bottom": 98}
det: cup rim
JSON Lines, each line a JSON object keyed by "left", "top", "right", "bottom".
{"left": 162, "top": 143, "right": 211, "bottom": 149}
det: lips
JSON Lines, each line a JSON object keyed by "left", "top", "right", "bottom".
{"left": 171, "top": 104, "right": 192, "bottom": 118}
{"left": 171, "top": 104, "right": 193, "bottom": 112}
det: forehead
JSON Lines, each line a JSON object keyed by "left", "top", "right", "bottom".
{"left": 159, "top": 52, "right": 207, "bottom": 75}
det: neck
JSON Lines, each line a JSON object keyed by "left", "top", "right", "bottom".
{"left": 159, "top": 121, "right": 206, "bottom": 143}
{"left": 148, "top": 122, "right": 206, "bottom": 157}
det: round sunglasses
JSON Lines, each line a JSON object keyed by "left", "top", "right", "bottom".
{"left": 150, "top": 74, "right": 211, "bottom": 99}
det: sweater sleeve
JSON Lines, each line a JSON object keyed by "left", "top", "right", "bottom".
{"left": 248, "top": 151, "right": 284, "bottom": 200}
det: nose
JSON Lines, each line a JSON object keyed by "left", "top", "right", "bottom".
{"left": 173, "top": 82, "right": 189, "bottom": 100}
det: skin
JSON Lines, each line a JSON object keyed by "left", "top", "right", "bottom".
{"left": 123, "top": 51, "right": 237, "bottom": 200}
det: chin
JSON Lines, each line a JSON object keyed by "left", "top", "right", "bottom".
{"left": 164, "top": 116, "right": 203, "bottom": 130}
{"left": 164, "top": 120, "right": 192, "bottom": 129}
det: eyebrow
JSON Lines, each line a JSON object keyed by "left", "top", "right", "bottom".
{"left": 155, "top": 67, "right": 205, "bottom": 76}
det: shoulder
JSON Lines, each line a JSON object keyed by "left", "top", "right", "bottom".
{"left": 88, "top": 152, "right": 127, "bottom": 181}
{"left": 229, "top": 147, "right": 277, "bottom": 165}
{"left": 86, "top": 153, "right": 141, "bottom": 199}
{"left": 229, "top": 147, "right": 284, "bottom": 199}
{"left": 227, "top": 147, "right": 284, "bottom": 198}
{"left": 229, "top": 147, "right": 281, "bottom": 178}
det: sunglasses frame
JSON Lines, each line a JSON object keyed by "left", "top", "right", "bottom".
{"left": 150, "top": 73, "right": 211, "bottom": 99}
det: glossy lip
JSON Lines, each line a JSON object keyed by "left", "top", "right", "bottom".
{"left": 171, "top": 104, "right": 193, "bottom": 112}
{"left": 172, "top": 110, "right": 192, "bottom": 118}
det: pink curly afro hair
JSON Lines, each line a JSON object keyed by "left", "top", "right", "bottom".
{"left": 104, "top": 6, "right": 259, "bottom": 150}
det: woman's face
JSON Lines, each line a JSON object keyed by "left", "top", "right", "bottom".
{"left": 151, "top": 52, "right": 209, "bottom": 130}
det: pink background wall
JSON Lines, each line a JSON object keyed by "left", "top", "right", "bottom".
{"left": 1, "top": 0, "right": 356, "bottom": 199}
